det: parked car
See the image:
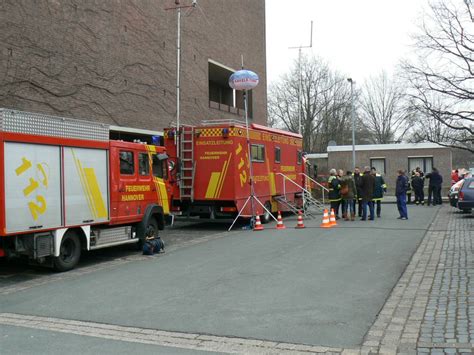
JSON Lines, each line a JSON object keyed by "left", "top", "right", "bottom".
{"left": 457, "top": 177, "right": 474, "bottom": 213}
{"left": 449, "top": 179, "right": 465, "bottom": 207}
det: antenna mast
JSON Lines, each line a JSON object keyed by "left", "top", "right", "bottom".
{"left": 289, "top": 21, "right": 313, "bottom": 136}
{"left": 165, "top": 0, "right": 197, "bottom": 158}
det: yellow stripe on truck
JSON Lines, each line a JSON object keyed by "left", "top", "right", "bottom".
{"left": 157, "top": 179, "right": 170, "bottom": 214}
{"left": 205, "top": 172, "right": 221, "bottom": 199}
{"left": 216, "top": 153, "right": 232, "bottom": 198}
{"left": 83, "top": 167, "right": 108, "bottom": 219}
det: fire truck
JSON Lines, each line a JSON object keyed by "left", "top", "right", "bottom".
{"left": 164, "top": 120, "right": 315, "bottom": 223}
{"left": 0, "top": 109, "right": 171, "bottom": 271}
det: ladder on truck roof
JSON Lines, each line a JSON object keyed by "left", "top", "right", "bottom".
{"left": 179, "top": 125, "right": 195, "bottom": 201}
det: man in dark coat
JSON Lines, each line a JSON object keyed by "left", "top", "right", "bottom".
{"left": 396, "top": 169, "right": 409, "bottom": 220}
{"left": 411, "top": 171, "right": 425, "bottom": 205}
{"left": 360, "top": 166, "right": 375, "bottom": 221}
{"left": 425, "top": 168, "right": 443, "bottom": 206}
{"left": 353, "top": 167, "right": 363, "bottom": 217}
{"left": 371, "top": 167, "right": 387, "bottom": 218}
{"left": 328, "top": 168, "right": 341, "bottom": 219}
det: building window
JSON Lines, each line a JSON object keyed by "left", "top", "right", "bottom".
{"left": 208, "top": 60, "right": 252, "bottom": 118}
{"left": 408, "top": 157, "right": 433, "bottom": 174}
{"left": 251, "top": 144, "right": 265, "bottom": 162}
{"left": 275, "top": 147, "right": 281, "bottom": 163}
{"left": 297, "top": 150, "right": 302, "bottom": 165}
{"left": 120, "top": 151, "right": 134, "bottom": 175}
{"left": 370, "top": 158, "right": 386, "bottom": 175}
{"left": 138, "top": 153, "right": 150, "bottom": 176}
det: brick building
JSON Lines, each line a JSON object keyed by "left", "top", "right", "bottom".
{"left": 306, "top": 143, "right": 453, "bottom": 195}
{"left": 0, "top": 1, "right": 267, "bottom": 133}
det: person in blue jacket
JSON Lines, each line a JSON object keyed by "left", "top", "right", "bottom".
{"left": 395, "top": 169, "right": 409, "bottom": 220}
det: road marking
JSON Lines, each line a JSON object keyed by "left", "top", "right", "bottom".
{"left": 0, "top": 313, "right": 348, "bottom": 354}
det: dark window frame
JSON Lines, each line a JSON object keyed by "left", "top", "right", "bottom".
{"left": 274, "top": 146, "right": 281, "bottom": 163}
{"left": 370, "top": 158, "right": 386, "bottom": 175}
{"left": 138, "top": 153, "right": 150, "bottom": 176}
{"left": 119, "top": 151, "right": 135, "bottom": 175}
{"left": 408, "top": 157, "right": 434, "bottom": 174}
{"left": 251, "top": 144, "right": 265, "bottom": 162}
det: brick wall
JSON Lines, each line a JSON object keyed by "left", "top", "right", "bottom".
{"left": 0, "top": 0, "right": 267, "bottom": 130}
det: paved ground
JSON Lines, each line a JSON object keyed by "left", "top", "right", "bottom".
{"left": 1, "top": 204, "right": 472, "bottom": 354}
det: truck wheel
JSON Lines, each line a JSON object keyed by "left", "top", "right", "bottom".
{"left": 261, "top": 202, "right": 272, "bottom": 224}
{"left": 53, "top": 231, "right": 81, "bottom": 272}
{"left": 145, "top": 218, "right": 159, "bottom": 238}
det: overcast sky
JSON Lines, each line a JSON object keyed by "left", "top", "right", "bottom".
{"left": 265, "top": 0, "right": 427, "bottom": 86}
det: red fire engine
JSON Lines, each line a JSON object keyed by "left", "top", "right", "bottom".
{"left": 164, "top": 120, "right": 306, "bottom": 223}
{"left": 0, "top": 109, "right": 171, "bottom": 271}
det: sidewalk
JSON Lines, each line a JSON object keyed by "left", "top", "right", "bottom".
{"left": 360, "top": 205, "right": 474, "bottom": 354}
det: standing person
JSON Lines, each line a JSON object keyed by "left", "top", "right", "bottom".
{"left": 415, "top": 166, "right": 424, "bottom": 178}
{"left": 412, "top": 171, "right": 425, "bottom": 205}
{"left": 360, "top": 166, "right": 375, "bottom": 221}
{"left": 451, "top": 169, "right": 460, "bottom": 185}
{"left": 328, "top": 168, "right": 341, "bottom": 219}
{"left": 337, "top": 169, "right": 347, "bottom": 219}
{"left": 406, "top": 170, "right": 415, "bottom": 204}
{"left": 426, "top": 168, "right": 443, "bottom": 206}
{"left": 353, "top": 167, "right": 363, "bottom": 217}
{"left": 371, "top": 167, "right": 387, "bottom": 218}
{"left": 396, "top": 169, "right": 409, "bottom": 220}
{"left": 340, "top": 170, "right": 357, "bottom": 221}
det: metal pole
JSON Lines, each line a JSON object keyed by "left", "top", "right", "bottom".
{"left": 176, "top": 6, "right": 181, "bottom": 159}
{"left": 298, "top": 48, "right": 302, "bottom": 135}
{"left": 244, "top": 89, "right": 256, "bottom": 225}
{"left": 348, "top": 78, "right": 356, "bottom": 170}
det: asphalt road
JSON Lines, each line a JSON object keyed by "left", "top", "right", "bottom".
{"left": 0, "top": 204, "right": 440, "bottom": 352}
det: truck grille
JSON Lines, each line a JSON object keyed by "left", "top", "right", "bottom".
{"left": 35, "top": 234, "right": 52, "bottom": 258}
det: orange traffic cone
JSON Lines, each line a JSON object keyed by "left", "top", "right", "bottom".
{"left": 329, "top": 208, "right": 338, "bottom": 226}
{"left": 320, "top": 209, "right": 331, "bottom": 228}
{"left": 295, "top": 210, "right": 305, "bottom": 229}
{"left": 254, "top": 215, "right": 264, "bottom": 231}
{"left": 276, "top": 211, "right": 286, "bottom": 229}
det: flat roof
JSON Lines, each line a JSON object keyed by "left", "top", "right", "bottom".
{"left": 305, "top": 153, "right": 328, "bottom": 159}
{"left": 110, "top": 125, "right": 163, "bottom": 137}
{"left": 327, "top": 142, "right": 447, "bottom": 152}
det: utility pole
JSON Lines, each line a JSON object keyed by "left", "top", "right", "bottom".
{"left": 289, "top": 21, "right": 313, "bottom": 136}
{"left": 347, "top": 78, "right": 356, "bottom": 170}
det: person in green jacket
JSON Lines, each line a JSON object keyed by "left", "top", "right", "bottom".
{"left": 371, "top": 167, "right": 387, "bottom": 218}
{"left": 328, "top": 168, "right": 341, "bottom": 219}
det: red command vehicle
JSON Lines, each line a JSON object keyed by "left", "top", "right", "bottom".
{"left": 164, "top": 121, "right": 305, "bottom": 223}
{"left": 0, "top": 109, "right": 171, "bottom": 271}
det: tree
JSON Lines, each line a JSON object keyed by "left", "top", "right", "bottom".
{"left": 359, "top": 71, "right": 409, "bottom": 144}
{"left": 402, "top": 0, "right": 474, "bottom": 152}
{"left": 267, "top": 54, "right": 353, "bottom": 152}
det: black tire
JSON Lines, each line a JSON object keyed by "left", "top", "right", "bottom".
{"left": 462, "top": 208, "right": 472, "bottom": 213}
{"left": 261, "top": 202, "right": 272, "bottom": 224}
{"left": 145, "top": 218, "right": 159, "bottom": 239}
{"left": 53, "top": 231, "right": 81, "bottom": 272}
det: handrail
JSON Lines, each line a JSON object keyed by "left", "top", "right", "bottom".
{"left": 276, "top": 172, "right": 312, "bottom": 196}
{"left": 299, "top": 173, "right": 328, "bottom": 204}
{"left": 299, "top": 173, "right": 329, "bottom": 192}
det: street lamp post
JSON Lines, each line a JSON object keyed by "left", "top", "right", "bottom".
{"left": 347, "top": 78, "right": 356, "bottom": 170}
